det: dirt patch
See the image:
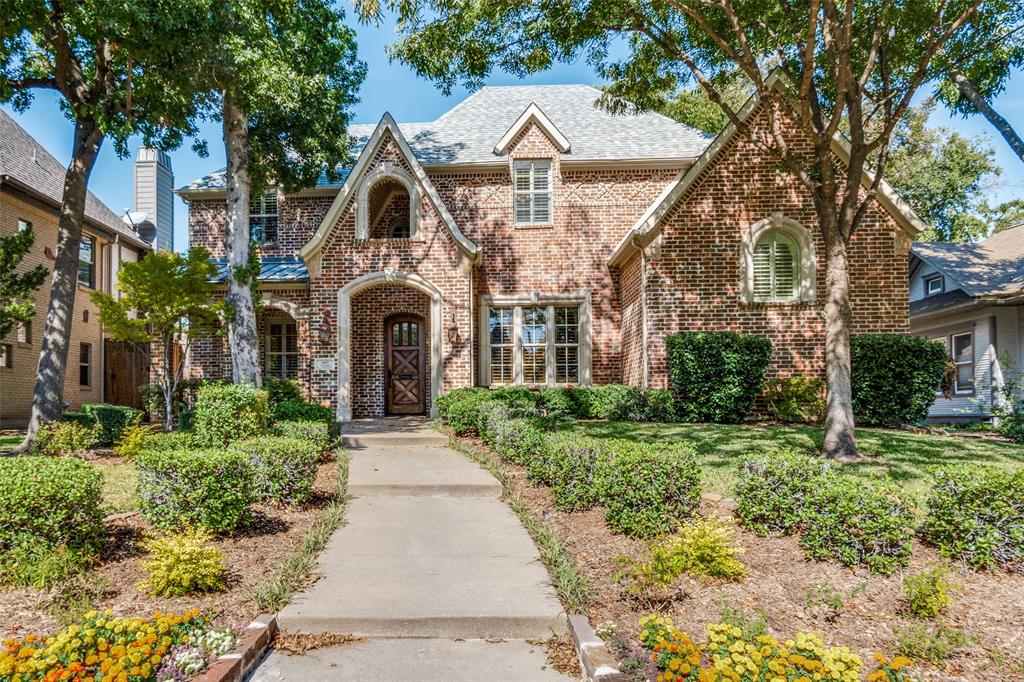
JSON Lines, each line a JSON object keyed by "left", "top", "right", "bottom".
{"left": 463, "top": 437, "right": 1024, "bottom": 682}
{"left": 0, "top": 459, "right": 340, "bottom": 639}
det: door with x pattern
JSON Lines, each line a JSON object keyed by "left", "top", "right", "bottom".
{"left": 385, "top": 315, "right": 425, "bottom": 415}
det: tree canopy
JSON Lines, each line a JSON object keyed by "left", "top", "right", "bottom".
{"left": 0, "top": 228, "right": 46, "bottom": 339}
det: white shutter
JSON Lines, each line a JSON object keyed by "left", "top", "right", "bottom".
{"left": 773, "top": 239, "right": 796, "bottom": 299}
{"left": 753, "top": 240, "right": 774, "bottom": 300}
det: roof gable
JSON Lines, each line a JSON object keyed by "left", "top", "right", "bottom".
{"left": 493, "top": 103, "right": 571, "bottom": 155}
{"left": 298, "top": 112, "right": 478, "bottom": 263}
{"left": 910, "top": 223, "right": 1024, "bottom": 298}
{"left": 608, "top": 70, "right": 927, "bottom": 266}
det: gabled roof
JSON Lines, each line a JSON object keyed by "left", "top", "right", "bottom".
{"left": 0, "top": 110, "right": 147, "bottom": 248}
{"left": 911, "top": 222, "right": 1024, "bottom": 299}
{"left": 179, "top": 84, "right": 711, "bottom": 194}
{"left": 298, "top": 112, "right": 479, "bottom": 262}
{"left": 607, "top": 70, "right": 927, "bottom": 267}
{"left": 493, "top": 102, "right": 571, "bottom": 154}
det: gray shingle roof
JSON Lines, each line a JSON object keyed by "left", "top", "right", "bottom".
{"left": 911, "top": 222, "right": 1024, "bottom": 298}
{"left": 0, "top": 109, "right": 144, "bottom": 244}
{"left": 180, "top": 84, "right": 711, "bottom": 192}
{"left": 211, "top": 256, "right": 308, "bottom": 283}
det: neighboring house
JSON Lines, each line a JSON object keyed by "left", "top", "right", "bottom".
{"left": 177, "top": 78, "right": 920, "bottom": 422}
{"left": 909, "top": 223, "right": 1024, "bottom": 422}
{"left": 0, "top": 110, "right": 169, "bottom": 425}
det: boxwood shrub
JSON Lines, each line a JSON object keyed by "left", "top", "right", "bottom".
{"left": 82, "top": 403, "right": 145, "bottom": 446}
{"left": 665, "top": 331, "right": 772, "bottom": 423}
{"left": 0, "top": 457, "right": 104, "bottom": 585}
{"left": 230, "top": 435, "right": 320, "bottom": 504}
{"left": 922, "top": 465, "right": 1024, "bottom": 570}
{"left": 30, "top": 420, "right": 100, "bottom": 456}
{"left": 270, "top": 397, "right": 333, "bottom": 424}
{"left": 851, "top": 334, "right": 948, "bottom": 426}
{"left": 544, "top": 433, "right": 610, "bottom": 510}
{"left": 436, "top": 388, "right": 492, "bottom": 435}
{"left": 800, "top": 476, "right": 915, "bottom": 575}
{"left": 135, "top": 447, "right": 256, "bottom": 534}
{"left": 193, "top": 383, "right": 269, "bottom": 446}
{"left": 601, "top": 441, "right": 701, "bottom": 537}
{"left": 735, "top": 449, "right": 834, "bottom": 536}
{"left": 275, "top": 420, "right": 333, "bottom": 454}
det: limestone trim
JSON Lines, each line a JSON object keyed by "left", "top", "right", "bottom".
{"left": 494, "top": 102, "right": 571, "bottom": 155}
{"left": 337, "top": 270, "right": 444, "bottom": 422}
{"left": 739, "top": 213, "right": 817, "bottom": 304}
{"left": 355, "top": 162, "right": 421, "bottom": 240}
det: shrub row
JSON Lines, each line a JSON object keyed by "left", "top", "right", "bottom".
{"left": 736, "top": 450, "right": 914, "bottom": 575}
{"left": 455, "top": 398, "right": 701, "bottom": 537}
{"left": 851, "top": 335, "right": 948, "bottom": 426}
{"left": 193, "top": 383, "right": 269, "bottom": 446}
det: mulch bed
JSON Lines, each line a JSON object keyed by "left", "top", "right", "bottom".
{"left": 1, "top": 457, "right": 340, "bottom": 640}
{"left": 461, "top": 437, "right": 1024, "bottom": 682}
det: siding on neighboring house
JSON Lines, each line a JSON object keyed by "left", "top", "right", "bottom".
{"left": 909, "top": 262, "right": 961, "bottom": 302}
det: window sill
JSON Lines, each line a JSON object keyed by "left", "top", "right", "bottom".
{"left": 513, "top": 223, "right": 554, "bottom": 230}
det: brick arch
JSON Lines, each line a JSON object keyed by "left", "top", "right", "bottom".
{"left": 355, "top": 162, "right": 421, "bottom": 240}
{"left": 337, "top": 271, "right": 443, "bottom": 422}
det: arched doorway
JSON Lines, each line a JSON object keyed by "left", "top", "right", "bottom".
{"left": 384, "top": 314, "right": 426, "bottom": 415}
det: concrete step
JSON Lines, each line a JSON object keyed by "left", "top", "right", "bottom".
{"left": 342, "top": 431, "right": 451, "bottom": 449}
{"left": 347, "top": 447, "right": 501, "bottom": 497}
{"left": 250, "top": 639, "right": 573, "bottom": 681}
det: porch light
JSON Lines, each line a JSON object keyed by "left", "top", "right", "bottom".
{"left": 447, "top": 312, "right": 461, "bottom": 345}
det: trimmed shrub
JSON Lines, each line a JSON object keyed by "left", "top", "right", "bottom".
{"left": 275, "top": 420, "right": 332, "bottom": 453}
{"left": 589, "top": 384, "right": 645, "bottom": 420}
{"left": 851, "top": 334, "right": 948, "bottom": 426}
{"left": 665, "top": 331, "right": 772, "bottom": 423}
{"left": 114, "top": 422, "right": 160, "bottom": 459}
{"left": 135, "top": 447, "right": 256, "bottom": 534}
{"left": 544, "top": 433, "right": 610, "bottom": 510}
{"left": 800, "top": 475, "right": 915, "bottom": 575}
{"left": 60, "top": 411, "right": 96, "bottom": 428}
{"left": 82, "top": 403, "right": 145, "bottom": 446}
{"left": 30, "top": 420, "right": 100, "bottom": 456}
{"left": 0, "top": 457, "right": 104, "bottom": 586}
{"left": 271, "top": 397, "right": 333, "bottom": 424}
{"left": 735, "top": 449, "right": 833, "bottom": 536}
{"left": 265, "top": 377, "right": 302, "bottom": 407}
{"left": 139, "top": 430, "right": 201, "bottom": 451}
{"left": 903, "top": 567, "right": 953, "bottom": 619}
{"left": 922, "top": 465, "right": 1024, "bottom": 570}
{"left": 601, "top": 441, "right": 701, "bottom": 537}
{"left": 139, "top": 528, "right": 227, "bottom": 596}
{"left": 538, "top": 387, "right": 575, "bottom": 419}
{"left": 436, "top": 387, "right": 492, "bottom": 435}
{"left": 230, "top": 435, "right": 320, "bottom": 504}
{"left": 193, "top": 383, "right": 269, "bottom": 446}
{"left": 764, "top": 377, "right": 825, "bottom": 424}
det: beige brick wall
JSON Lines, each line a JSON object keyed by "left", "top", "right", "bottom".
{"left": 0, "top": 187, "right": 143, "bottom": 426}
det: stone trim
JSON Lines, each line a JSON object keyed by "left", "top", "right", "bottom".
{"left": 337, "top": 270, "right": 444, "bottom": 422}
{"left": 739, "top": 212, "right": 817, "bottom": 304}
{"left": 567, "top": 614, "right": 624, "bottom": 682}
{"left": 494, "top": 102, "right": 571, "bottom": 155}
{"left": 193, "top": 614, "right": 278, "bottom": 682}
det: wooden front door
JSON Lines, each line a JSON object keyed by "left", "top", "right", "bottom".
{"left": 385, "top": 316, "right": 425, "bottom": 415}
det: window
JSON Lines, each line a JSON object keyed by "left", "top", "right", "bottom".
{"left": 78, "top": 235, "right": 96, "bottom": 288}
{"left": 17, "top": 219, "right": 31, "bottom": 232}
{"left": 513, "top": 160, "right": 552, "bottom": 224}
{"left": 952, "top": 332, "right": 974, "bottom": 394}
{"left": 16, "top": 322, "right": 31, "bottom": 344}
{"left": 0, "top": 344, "right": 11, "bottom": 369}
{"left": 484, "top": 301, "right": 583, "bottom": 386}
{"left": 925, "top": 274, "right": 944, "bottom": 296}
{"left": 250, "top": 190, "right": 279, "bottom": 244}
{"left": 752, "top": 231, "right": 797, "bottom": 301}
{"left": 488, "top": 307, "right": 514, "bottom": 385}
{"left": 79, "top": 342, "right": 91, "bottom": 387}
{"left": 390, "top": 215, "right": 411, "bottom": 239}
{"left": 266, "top": 321, "right": 298, "bottom": 379}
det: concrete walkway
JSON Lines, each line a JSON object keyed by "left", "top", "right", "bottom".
{"left": 249, "top": 418, "right": 571, "bottom": 681}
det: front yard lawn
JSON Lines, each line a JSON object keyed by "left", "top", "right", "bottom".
{"left": 568, "top": 421, "right": 1024, "bottom": 501}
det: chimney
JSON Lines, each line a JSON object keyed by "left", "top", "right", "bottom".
{"left": 133, "top": 147, "right": 174, "bottom": 250}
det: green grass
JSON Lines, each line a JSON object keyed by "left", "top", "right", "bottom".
{"left": 0, "top": 432, "right": 23, "bottom": 453}
{"left": 568, "top": 422, "right": 1024, "bottom": 502}
{"left": 96, "top": 461, "right": 138, "bottom": 514}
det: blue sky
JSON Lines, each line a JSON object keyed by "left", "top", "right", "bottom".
{"left": 4, "top": 13, "right": 1023, "bottom": 250}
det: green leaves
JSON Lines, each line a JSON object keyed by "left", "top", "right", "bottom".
{"left": 0, "top": 226, "right": 46, "bottom": 339}
{"left": 850, "top": 335, "right": 949, "bottom": 427}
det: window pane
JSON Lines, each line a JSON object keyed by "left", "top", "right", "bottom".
{"left": 489, "top": 307, "right": 512, "bottom": 345}
{"left": 490, "top": 346, "right": 512, "bottom": 385}
{"left": 0, "top": 344, "right": 10, "bottom": 368}
{"left": 555, "top": 306, "right": 578, "bottom": 344}
{"left": 514, "top": 165, "right": 532, "bottom": 191}
{"left": 532, "top": 193, "right": 551, "bottom": 222}
{"left": 522, "top": 307, "right": 546, "bottom": 345}
{"left": 773, "top": 240, "right": 796, "bottom": 298}
{"left": 532, "top": 163, "right": 550, "bottom": 190}
{"left": 956, "top": 363, "right": 974, "bottom": 390}
{"left": 953, "top": 334, "right": 972, "bottom": 363}
{"left": 556, "top": 346, "right": 578, "bottom": 383}
{"left": 514, "top": 195, "right": 532, "bottom": 223}
{"left": 752, "top": 241, "right": 773, "bottom": 299}
{"left": 522, "top": 345, "right": 546, "bottom": 384}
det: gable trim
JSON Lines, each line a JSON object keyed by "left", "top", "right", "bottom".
{"left": 298, "top": 112, "right": 479, "bottom": 263}
{"left": 493, "top": 102, "right": 571, "bottom": 155}
{"left": 607, "top": 69, "right": 927, "bottom": 267}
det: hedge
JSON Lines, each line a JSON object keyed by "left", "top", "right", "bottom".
{"left": 851, "top": 334, "right": 948, "bottom": 426}
{"left": 135, "top": 447, "right": 256, "bottom": 534}
{"left": 230, "top": 435, "right": 320, "bottom": 504}
{"left": 193, "top": 383, "right": 269, "bottom": 446}
{"left": 82, "top": 403, "right": 145, "bottom": 446}
{"left": 270, "top": 397, "right": 333, "bottom": 424}
{"left": 275, "top": 420, "right": 333, "bottom": 454}
{"left": 922, "top": 465, "right": 1024, "bottom": 570}
{"left": 665, "top": 331, "right": 772, "bottom": 423}
{"left": 735, "top": 449, "right": 834, "bottom": 536}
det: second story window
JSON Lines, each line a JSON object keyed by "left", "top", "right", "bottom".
{"left": 513, "top": 160, "right": 552, "bottom": 225}
{"left": 925, "top": 274, "right": 944, "bottom": 296}
{"left": 78, "top": 235, "right": 96, "bottom": 288}
{"left": 250, "top": 190, "right": 279, "bottom": 244}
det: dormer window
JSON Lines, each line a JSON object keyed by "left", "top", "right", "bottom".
{"left": 925, "top": 274, "right": 943, "bottom": 296}
{"left": 513, "top": 160, "right": 552, "bottom": 225}
{"left": 250, "top": 190, "right": 278, "bottom": 244}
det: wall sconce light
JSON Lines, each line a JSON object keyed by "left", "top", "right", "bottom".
{"left": 318, "top": 316, "right": 333, "bottom": 344}
{"left": 447, "top": 312, "right": 461, "bottom": 345}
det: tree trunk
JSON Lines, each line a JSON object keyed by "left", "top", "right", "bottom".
{"left": 19, "top": 118, "right": 104, "bottom": 452}
{"left": 222, "top": 92, "right": 261, "bottom": 387}
{"left": 821, "top": 236, "right": 859, "bottom": 460}
{"left": 952, "top": 71, "right": 1024, "bottom": 166}
{"left": 163, "top": 334, "right": 175, "bottom": 431}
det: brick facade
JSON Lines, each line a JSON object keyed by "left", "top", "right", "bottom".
{"left": 184, "top": 98, "right": 912, "bottom": 419}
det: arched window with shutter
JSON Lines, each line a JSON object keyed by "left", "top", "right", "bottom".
{"left": 741, "top": 213, "right": 816, "bottom": 304}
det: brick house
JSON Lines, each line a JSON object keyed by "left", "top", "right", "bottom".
{"left": 177, "top": 80, "right": 921, "bottom": 422}
{"left": 0, "top": 111, "right": 170, "bottom": 425}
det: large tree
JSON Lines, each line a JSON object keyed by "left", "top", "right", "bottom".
{"left": 362, "top": 0, "right": 1018, "bottom": 458}
{"left": 1, "top": 1, "right": 213, "bottom": 449}
{"left": 203, "top": 0, "right": 365, "bottom": 386}
{"left": 0, "top": 227, "right": 47, "bottom": 340}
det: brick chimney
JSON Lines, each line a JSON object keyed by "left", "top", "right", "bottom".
{"left": 132, "top": 147, "right": 174, "bottom": 250}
